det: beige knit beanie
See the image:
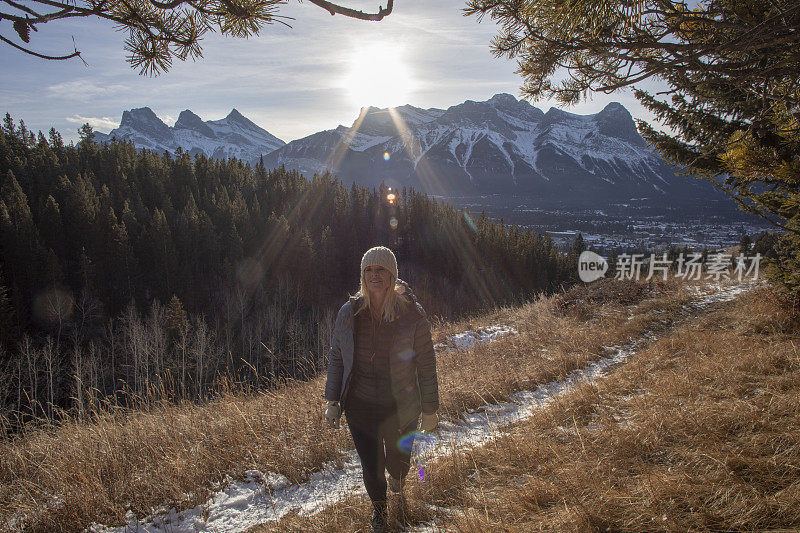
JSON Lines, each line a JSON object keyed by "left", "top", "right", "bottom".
{"left": 360, "top": 246, "right": 398, "bottom": 279}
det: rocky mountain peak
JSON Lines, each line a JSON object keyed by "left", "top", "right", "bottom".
{"left": 120, "top": 107, "right": 171, "bottom": 143}
{"left": 121, "top": 107, "right": 163, "bottom": 127}
{"left": 488, "top": 93, "right": 544, "bottom": 124}
{"left": 595, "top": 102, "right": 645, "bottom": 147}
{"left": 101, "top": 96, "right": 706, "bottom": 206}
{"left": 488, "top": 93, "right": 517, "bottom": 107}
{"left": 540, "top": 106, "right": 575, "bottom": 129}
{"left": 175, "top": 110, "right": 215, "bottom": 138}
{"left": 100, "top": 107, "right": 285, "bottom": 163}
{"left": 261, "top": 94, "right": 703, "bottom": 202}
{"left": 351, "top": 107, "right": 397, "bottom": 137}
{"left": 223, "top": 108, "right": 252, "bottom": 128}
{"left": 598, "top": 101, "right": 628, "bottom": 115}
{"left": 175, "top": 109, "right": 203, "bottom": 127}
{"left": 219, "top": 108, "right": 276, "bottom": 138}
{"left": 439, "top": 99, "right": 508, "bottom": 131}
{"left": 226, "top": 108, "right": 246, "bottom": 122}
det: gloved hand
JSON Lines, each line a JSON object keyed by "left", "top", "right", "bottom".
{"left": 420, "top": 411, "right": 438, "bottom": 432}
{"left": 325, "top": 401, "right": 341, "bottom": 429}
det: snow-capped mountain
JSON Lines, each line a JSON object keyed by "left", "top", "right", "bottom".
{"left": 94, "top": 96, "right": 720, "bottom": 203}
{"left": 94, "top": 107, "right": 285, "bottom": 163}
{"left": 261, "top": 94, "right": 716, "bottom": 201}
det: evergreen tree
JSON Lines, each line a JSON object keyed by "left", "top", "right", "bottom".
{"left": 39, "top": 195, "right": 65, "bottom": 257}
{"left": 77, "top": 123, "right": 95, "bottom": 144}
{"left": 2, "top": 113, "right": 14, "bottom": 137}
{"left": 753, "top": 232, "right": 779, "bottom": 260}
{"left": 571, "top": 233, "right": 586, "bottom": 256}
{"left": 48, "top": 127, "right": 63, "bottom": 149}
{"left": 0, "top": 170, "right": 43, "bottom": 313}
{"left": 467, "top": 0, "right": 800, "bottom": 296}
{"left": 41, "top": 247, "right": 63, "bottom": 286}
{"left": 0, "top": 270, "right": 16, "bottom": 348}
{"left": 165, "top": 295, "right": 189, "bottom": 339}
{"left": 739, "top": 235, "right": 753, "bottom": 255}
{"left": 0, "top": 122, "right": 575, "bottom": 415}
{"left": 140, "top": 208, "right": 177, "bottom": 302}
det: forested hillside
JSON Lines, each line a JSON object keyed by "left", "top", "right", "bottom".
{"left": 0, "top": 116, "right": 572, "bottom": 424}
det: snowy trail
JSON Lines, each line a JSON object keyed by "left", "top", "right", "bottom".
{"left": 91, "top": 283, "right": 751, "bottom": 533}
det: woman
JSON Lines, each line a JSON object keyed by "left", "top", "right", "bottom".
{"left": 324, "top": 246, "right": 439, "bottom": 532}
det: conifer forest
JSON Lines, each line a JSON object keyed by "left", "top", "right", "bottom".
{"left": 0, "top": 116, "right": 572, "bottom": 427}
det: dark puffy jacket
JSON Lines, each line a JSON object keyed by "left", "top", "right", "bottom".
{"left": 324, "top": 280, "right": 439, "bottom": 428}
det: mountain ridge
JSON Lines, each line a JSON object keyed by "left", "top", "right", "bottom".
{"left": 261, "top": 94, "right": 718, "bottom": 202}
{"left": 95, "top": 107, "right": 286, "bottom": 162}
{"left": 95, "top": 96, "right": 723, "bottom": 204}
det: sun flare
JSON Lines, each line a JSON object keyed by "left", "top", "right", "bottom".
{"left": 344, "top": 42, "right": 414, "bottom": 108}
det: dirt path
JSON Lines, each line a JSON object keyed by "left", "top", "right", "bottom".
{"left": 92, "top": 283, "right": 753, "bottom": 533}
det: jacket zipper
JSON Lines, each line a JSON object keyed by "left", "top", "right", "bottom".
{"left": 340, "top": 301, "right": 356, "bottom": 403}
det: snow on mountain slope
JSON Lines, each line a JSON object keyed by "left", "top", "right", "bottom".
{"left": 395, "top": 104, "right": 446, "bottom": 126}
{"left": 96, "top": 96, "right": 720, "bottom": 201}
{"left": 261, "top": 93, "right": 702, "bottom": 199}
{"left": 336, "top": 125, "right": 392, "bottom": 152}
{"left": 95, "top": 108, "right": 285, "bottom": 164}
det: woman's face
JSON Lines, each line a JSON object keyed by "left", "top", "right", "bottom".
{"left": 364, "top": 265, "right": 392, "bottom": 295}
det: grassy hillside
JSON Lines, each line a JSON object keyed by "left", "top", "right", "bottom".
{"left": 2, "top": 278, "right": 796, "bottom": 532}
{"left": 255, "top": 282, "right": 800, "bottom": 532}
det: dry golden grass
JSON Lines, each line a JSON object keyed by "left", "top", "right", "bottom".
{"left": 0, "top": 376, "right": 354, "bottom": 532}
{"left": 0, "top": 277, "right": 707, "bottom": 532}
{"left": 441, "top": 285, "right": 800, "bottom": 532}
{"left": 261, "top": 283, "right": 798, "bottom": 533}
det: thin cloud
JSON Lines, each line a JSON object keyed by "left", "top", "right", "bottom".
{"left": 5, "top": 0, "right": 664, "bottom": 145}
{"left": 47, "top": 80, "right": 128, "bottom": 101}
{"left": 65, "top": 115, "right": 118, "bottom": 132}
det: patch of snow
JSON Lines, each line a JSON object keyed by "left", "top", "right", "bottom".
{"left": 7, "top": 494, "right": 63, "bottom": 531}
{"left": 434, "top": 325, "right": 518, "bottom": 352}
{"left": 91, "top": 283, "right": 751, "bottom": 533}
{"left": 394, "top": 105, "right": 446, "bottom": 127}
{"left": 341, "top": 131, "right": 392, "bottom": 152}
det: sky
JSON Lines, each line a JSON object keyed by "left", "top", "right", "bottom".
{"left": 1, "top": 0, "right": 655, "bottom": 144}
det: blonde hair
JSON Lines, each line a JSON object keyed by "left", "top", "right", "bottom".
{"left": 356, "top": 272, "right": 409, "bottom": 322}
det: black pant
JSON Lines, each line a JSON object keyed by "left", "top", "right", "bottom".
{"left": 345, "top": 401, "right": 418, "bottom": 506}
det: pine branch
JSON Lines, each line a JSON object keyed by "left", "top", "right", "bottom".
{"left": 1, "top": 0, "right": 362, "bottom": 72}
{"left": 0, "top": 31, "right": 80, "bottom": 59}
{"left": 304, "top": 0, "right": 393, "bottom": 21}
{"left": 2, "top": 0, "right": 44, "bottom": 18}
{"left": 706, "top": 175, "right": 800, "bottom": 236}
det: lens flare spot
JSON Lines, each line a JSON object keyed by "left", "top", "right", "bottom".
{"left": 236, "top": 257, "right": 265, "bottom": 292}
{"left": 398, "top": 430, "right": 435, "bottom": 456}
{"left": 418, "top": 462, "right": 425, "bottom": 481}
{"left": 398, "top": 432, "right": 416, "bottom": 454}
{"left": 32, "top": 286, "right": 75, "bottom": 326}
{"left": 383, "top": 151, "right": 391, "bottom": 161}
{"left": 389, "top": 217, "right": 398, "bottom": 229}
{"left": 463, "top": 211, "right": 477, "bottom": 233}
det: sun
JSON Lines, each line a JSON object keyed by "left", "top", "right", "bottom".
{"left": 344, "top": 42, "right": 414, "bottom": 108}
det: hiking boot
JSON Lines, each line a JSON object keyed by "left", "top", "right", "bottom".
{"left": 388, "top": 475, "right": 404, "bottom": 494}
{"left": 370, "top": 501, "right": 388, "bottom": 533}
